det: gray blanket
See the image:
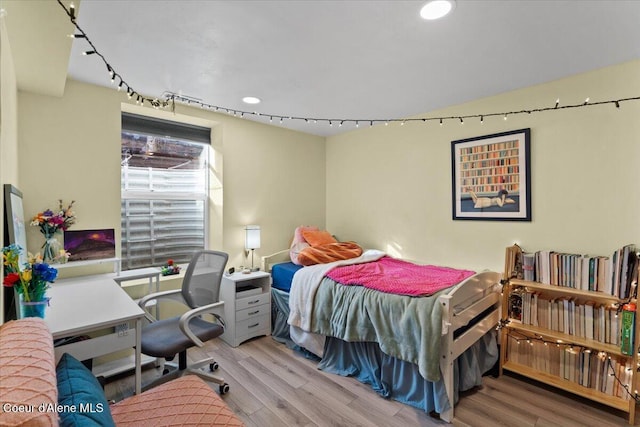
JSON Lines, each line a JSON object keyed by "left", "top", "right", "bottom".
{"left": 310, "top": 276, "right": 447, "bottom": 382}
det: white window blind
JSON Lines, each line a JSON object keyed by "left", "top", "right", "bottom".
{"left": 121, "top": 121, "right": 209, "bottom": 270}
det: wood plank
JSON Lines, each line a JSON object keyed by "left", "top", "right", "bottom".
{"left": 104, "top": 336, "right": 637, "bottom": 426}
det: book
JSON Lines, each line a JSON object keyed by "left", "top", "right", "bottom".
{"left": 620, "top": 303, "right": 635, "bottom": 356}
{"left": 522, "top": 253, "right": 535, "bottom": 281}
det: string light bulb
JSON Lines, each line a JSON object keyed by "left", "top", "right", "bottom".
{"left": 57, "top": 0, "right": 640, "bottom": 126}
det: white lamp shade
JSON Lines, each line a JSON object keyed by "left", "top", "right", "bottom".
{"left": 245, "top": 225, "right": 261, "bottom": 250}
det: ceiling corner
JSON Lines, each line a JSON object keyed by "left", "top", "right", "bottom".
{"left": 2, "top": 0, "right": 78, "bottom": 97}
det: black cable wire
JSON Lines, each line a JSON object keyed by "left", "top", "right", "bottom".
{"left": 57, "top": 0, "right": 640, "bottom": 126}
{"left": 505, "top": 332, "right": 640, "bottom": 402}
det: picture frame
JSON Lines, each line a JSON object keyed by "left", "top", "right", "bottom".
{"left": 64, "top": 228, "right": 116, "bottom": 261}
{"left": 451, "top": 128, "right": 531, "bottom": 221}
{"left": 3, "top": 184, "right": 28, "bottom": 266}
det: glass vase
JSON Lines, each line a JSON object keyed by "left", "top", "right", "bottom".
{"left": 18, "top": 294, "right": 50, "bottom": 319}
{"left": 42, "top": 236, "right": 62, "bottom": 263}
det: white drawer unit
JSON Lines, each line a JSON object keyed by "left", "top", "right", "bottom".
{"left": 219, "top": 270, "right": 271, "bottom": 347}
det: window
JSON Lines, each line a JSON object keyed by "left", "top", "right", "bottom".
{"left": 121, "top": 113, "right": 210, "bottom": 270}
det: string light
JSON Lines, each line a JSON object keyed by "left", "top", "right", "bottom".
{"left": 56, "top": 0, "right": 640, "bottom": 129}
{"left": 506, "top": 332, "right": 639, "bottom": 401}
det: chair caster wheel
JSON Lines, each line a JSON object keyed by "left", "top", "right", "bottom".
{"left": 219, "top": 383, "right": 229, "bottom": 395}
{"left": 209, "top": 362, "right": 219, "bottom": 372}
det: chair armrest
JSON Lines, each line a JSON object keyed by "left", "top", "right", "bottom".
{"left": 139, "top": 289, "right": 185, "bottom": 322}
{"left": 178, "top": 301, "right": 225, "bottom": 347}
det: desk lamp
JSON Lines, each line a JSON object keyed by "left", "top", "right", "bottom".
{"left": 245, "top": 225, "right": 260, "bottom": 271}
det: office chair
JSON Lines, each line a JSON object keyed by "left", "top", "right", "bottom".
{"left": 138, "top": 250, "right": 230, "bottom": 394}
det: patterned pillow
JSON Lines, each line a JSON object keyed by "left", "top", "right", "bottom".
{"left": 0, "top": 318, "right": 58, "bottom": 427}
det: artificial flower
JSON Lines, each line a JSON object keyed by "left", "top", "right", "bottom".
{"left": 2, "top": 245, "right": 57, "bottom": 303}
{"left": 31, "top": 200, "right": 76, "bottom": 236}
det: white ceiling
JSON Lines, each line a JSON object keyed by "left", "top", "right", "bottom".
{"left": 61, "top": 1, "right": 640, "bottom": 136}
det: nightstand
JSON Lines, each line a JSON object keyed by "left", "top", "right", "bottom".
{"left": 219, "top": 270, "right": 271, "bottom": 347}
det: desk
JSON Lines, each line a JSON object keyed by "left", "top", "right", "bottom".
{"left": 112, "top": 267, "right": 161, "bottom": 318}
{"left": 45, "top": 275, "right": 145, "bottom": 394}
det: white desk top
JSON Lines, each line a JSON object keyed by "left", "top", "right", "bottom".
{"left": 45, "top": 276, "right": 144, "bottom": 339}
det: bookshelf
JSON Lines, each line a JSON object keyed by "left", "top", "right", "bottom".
{"left": 500, "top": 244, "right": 640, "bottom": 424}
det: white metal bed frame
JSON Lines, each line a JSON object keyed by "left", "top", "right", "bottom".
{"left": 262, "top": 250, "right": 501, "bottom": 423}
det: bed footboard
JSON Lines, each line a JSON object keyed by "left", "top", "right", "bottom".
{"left": 438, "top": 271, "right": 502, "bottom": 423}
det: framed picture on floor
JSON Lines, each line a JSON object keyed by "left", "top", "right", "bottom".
{"left": 451, "top": 128, "right": 531, "bottom": 221}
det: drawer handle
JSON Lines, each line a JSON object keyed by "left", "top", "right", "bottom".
{"left": 248, "top": 323, "right": 259, "bottom": 328}
{"left": 248, "top": 310, "right": 260, "bottom": 315}
{"left": 247, "top": 299, "right": 260, "bottom": 305}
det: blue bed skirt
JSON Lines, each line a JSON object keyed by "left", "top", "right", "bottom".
{"left": 271, "top": 288, "right": 499, "bottom": 414}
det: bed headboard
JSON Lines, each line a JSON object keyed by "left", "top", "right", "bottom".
{"left": 261, "top": 249, "right": 291, "bottom": 272}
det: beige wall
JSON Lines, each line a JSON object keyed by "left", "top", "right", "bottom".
{"left": 326, "top": 60, "right": 640, "bottom": 272}
{"left": 0, "top": 12, "right": 19, "bottom": 321}
{"left": 1, "top": 13, "right": 19, "bottom": 190}
{"left": 17, "top": 79, "right": 326, "bottom": 275}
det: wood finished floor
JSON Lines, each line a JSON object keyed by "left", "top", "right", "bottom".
{"left": 104, "top": 336, "right": 636, "bottom": 426}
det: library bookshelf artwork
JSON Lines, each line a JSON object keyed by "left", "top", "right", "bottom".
{"left": 451, "top": 128, "right": 531, "bottom": 221}
{"left": 500, "top": 244, "right": 640, "bottom": 424}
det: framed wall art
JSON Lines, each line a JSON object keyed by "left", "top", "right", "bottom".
{"left": 3, "top": 184, "right": 28, "bottom": 265}
{"left": 64, "top": 228, "right": 116, "bottom": 261}
{"left": 451, "top": 128, "right": 531, "bottom": 221}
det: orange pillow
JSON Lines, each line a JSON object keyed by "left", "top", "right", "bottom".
{"left": 302, "top": 229, "right": 337, "bottom": 247}
{"left": 298, "top": 242, "right": 363, "bottom": 266}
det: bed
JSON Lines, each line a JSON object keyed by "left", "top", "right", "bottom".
{"left": 262, "top": 241, "right": 501, "bottom": 423}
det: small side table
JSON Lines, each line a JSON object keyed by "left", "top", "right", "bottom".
{"left": 219, "top": 270, "right": 271, "bottom": 347}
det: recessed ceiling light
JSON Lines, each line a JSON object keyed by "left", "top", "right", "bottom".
{"left": 420, "top": 0, "right": 455, "bottom": 20}
{"left": 242, "top": 96, "right": 261, "bottom": 105}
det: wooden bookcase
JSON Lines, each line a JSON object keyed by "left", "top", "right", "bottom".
{"left": 500, "top": 245, "right": 640, "bottom": 424}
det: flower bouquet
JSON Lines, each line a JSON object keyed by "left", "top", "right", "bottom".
{"left": 2, "top": 245, "right": 58, "bottom": 318}
{"left": 31, "top": 200, "right": 76, "bottom": 263}
{"left": 160, "top": 259, "right": 181, "bottom": 276}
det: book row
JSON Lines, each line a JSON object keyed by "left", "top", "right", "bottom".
{"left": 509, "top": 291, "right": 621, "bottom": 346}
{"left": 519, "top": 244, "right": 638, "bottom": 298}
{"left": 459, "top": 156, "right": 520, "bottom": 168}
{"left": 460, "top": 140, "right": 519, "bottom": 155}
{"left": 506, "top": 337, "right": 632, "bottom": 400}
{"left": 460, "top": 166, "right": 520, "bottom": 178}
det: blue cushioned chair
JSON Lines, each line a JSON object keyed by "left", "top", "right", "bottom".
{"left": 138, "top": 250, "right": 230, "bottom": 394}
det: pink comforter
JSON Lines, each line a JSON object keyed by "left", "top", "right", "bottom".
{"left": 325, "top": 256, "right": 475, "bottom": 296}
